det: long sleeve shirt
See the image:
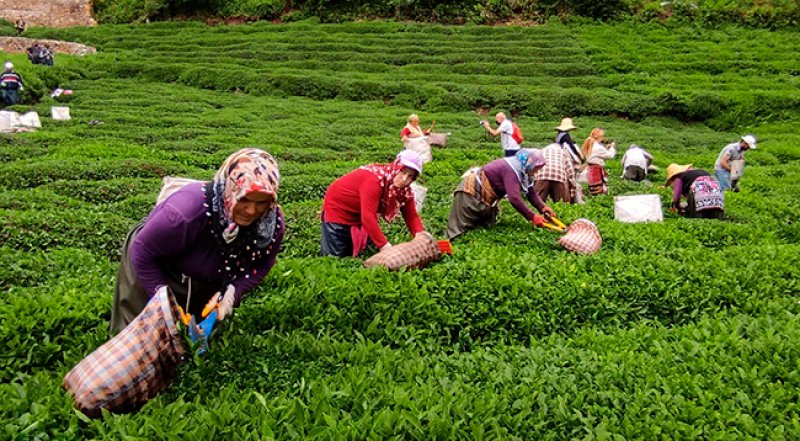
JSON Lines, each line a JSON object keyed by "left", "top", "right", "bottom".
{"left": 621, "top": 147, "right": 653, "bottom": 169}
{"left": 130, "top": 182, "right": 284, "bottom": 303}
{"left": 322, "top": 169, "right": 423, "bottom": 248}
{"left": 483, "top": 158, "right": 546, "bottom": 221}
{"left": 587, "top": 142, "right": 616, "bottom": 166}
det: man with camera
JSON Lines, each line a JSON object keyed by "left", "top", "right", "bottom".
{"left": 481, "top": 112, "right": 519, "bottom": 157}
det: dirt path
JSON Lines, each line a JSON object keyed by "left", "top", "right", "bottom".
{"left": 0, "top": 36, "right": 95, "bottom": 55}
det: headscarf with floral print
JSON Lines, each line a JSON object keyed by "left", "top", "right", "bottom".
{"left": 205, "top": 148, "right": 280, "bottom": 247}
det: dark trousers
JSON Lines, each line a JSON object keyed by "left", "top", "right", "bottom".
{"left": 1, "top": 89, "right": 19, "bottom": 106}
{"left": 534, "top": 180, "right": 570, "bottom": 203}
{"left": 623, "top": 165, "right": 646, "bottom": 182}
{"left": 320, "top": 219, "right": 353, "bottom": 257}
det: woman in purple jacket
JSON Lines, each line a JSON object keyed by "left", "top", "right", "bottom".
{"left": 110, "top": 148, "right": 284, "bottom": 334}
{"left": 447, "top": 149, "right": 557, "bottom": 239}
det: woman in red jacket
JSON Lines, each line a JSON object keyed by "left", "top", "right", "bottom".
{"left": 321, "top": 150, "right": 424, "bottom": 257}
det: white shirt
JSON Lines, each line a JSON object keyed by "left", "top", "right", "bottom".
{"left": 714, "top": 142, "right": 744, "bottom": 171}
{"left": 622, "top": 147, "right": 649, "bottom": 169}
{"left": 498, "top": 119, "right": 519, "bottom": 152}
{"left": 586, "top": 142, "right": 616, "bottom": 166}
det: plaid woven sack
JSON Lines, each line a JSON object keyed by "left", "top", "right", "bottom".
{"left": 427, "top": 132, "right": 448, "bottom": 147}
{"left": 559, "top": 219, "right": 602, "bottom": 255}
{"left": 364, "top": 231, "right": 442, "bottom": 271}
{"left": 64, "top": 289, "right": 186, "bottom": 417}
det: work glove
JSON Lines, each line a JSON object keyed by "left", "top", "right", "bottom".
{"left": 532, "top": 214, "right": 547, "bottom": 228}
{"left": 541, "top": 206, "right": 556, "bottom": 220}
{"left": 380, "top": 242, "right": 393, "bottom": 252}
{"left": 217, "top": 284, "right": 236, "bottom": 321}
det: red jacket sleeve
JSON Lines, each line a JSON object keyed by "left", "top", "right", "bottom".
{"left": 401, "top": 197, "right": 424, "bottom": 237}
{"left": 400, "top": 127, "right": 411, "bottom": 139}
{"left": 359, "top": 177, "right": 389, "bottom": 248}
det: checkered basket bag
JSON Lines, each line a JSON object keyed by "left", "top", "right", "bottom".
{"left": 364, "top": 231, "right": 442, "bottom": 271}
{"left": 63, "top": 289, "right": 186, "bottom": 417}
{"left": 559, "top": 219, "right": 602, "bottom": 255}
{"left": 426, "top": 132, "right": 448, "bottom": 147}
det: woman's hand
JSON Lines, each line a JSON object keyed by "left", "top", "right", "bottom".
{"left": 217, "top": 285, "right": 236, "bottom": 320}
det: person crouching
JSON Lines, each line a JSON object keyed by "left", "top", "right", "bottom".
{"left": 447, "top": 149, "right": 558, "bottom": 239}
{"left": 320, "top": 150, "right": 425, "bottom": 257}
{"left": 665, "top": 163, "right": 724, "bottom": 219}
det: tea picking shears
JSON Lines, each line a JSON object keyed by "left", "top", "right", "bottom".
{"left": 541, "top": 213, "right": 568, "bottom": 233}
{"left": 177, "top": 294, "right": 222, "bottom": 355}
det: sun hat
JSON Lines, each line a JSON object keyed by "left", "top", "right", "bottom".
{"left": 396, "top": 149, "right": 423, "bottom": 175}
{"left": 741, "top": 134, "right": 757, "bottom": 149}
{"left": 555, "top": 117, "right": 577, "bottom": 131}
{"left": 665, "top": 163, "right": 693, "bottom": 185}
{"left": 3, "top": 62, "right": 12, "bottom": 70}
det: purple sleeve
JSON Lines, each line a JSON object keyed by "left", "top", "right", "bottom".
{"left": 130, "top": 203, "right": 200, "bottom": 297}
{"left": 501, "top": 169, "right": 537, "bottom": 221}
{"left": 672, "top": 178, "right": 683, "bottom": 207}
{"left": 230, "top": 208, "right": 285, "bottom": 303}
{"left": 525, "top": 185, "right": 546, "bottom": 213}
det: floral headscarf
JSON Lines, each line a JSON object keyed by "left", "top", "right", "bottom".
{"left": 205, "top": 148, "right": 280, "bottom": 245}
{"left": 360, "top": 159, "right": 413, "bottom": 222}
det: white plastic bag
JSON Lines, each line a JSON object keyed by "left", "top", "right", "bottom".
{"left": 614, "top": 194, "right": 663, "bottom": 223}
{"left": 403, "top": 137, "right": 432, "bottom": 163}
{"left": 19, "top": 111, "right": 42, "bottom": 128}
{"left": 51, "top": 106, "right": 71, "bottom": 121}
{"left": 410, "top": 183, "right": 427, "bottom": 213}
{"left": 156, "top": 176, "right": 201, "bottom": 206}
{"left": 0, "top": 111, "right": 18, "bottom": 131}
{"left": 730, "top": 159, "right": 745, "bottom": 181}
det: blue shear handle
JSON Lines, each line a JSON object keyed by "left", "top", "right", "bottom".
{"left": 198, "top": 309, "right": 218, "bottom": 340}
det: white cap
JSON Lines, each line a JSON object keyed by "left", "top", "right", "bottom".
{"left": 3, "top": 62, "right": 12, "bottom": 70}
{"left": 741, "top": 135, "right": 757, "bottom": 149}
{"left": 396, "top": 149, "right": 423, "bottom": 175}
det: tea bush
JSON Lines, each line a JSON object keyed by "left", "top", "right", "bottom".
{"left": 1, "top": 19, "right": 799, "bottom": 439}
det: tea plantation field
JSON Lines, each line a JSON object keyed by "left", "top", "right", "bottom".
{"left": 2, "top": 20, "right": 800, "bottom": 439}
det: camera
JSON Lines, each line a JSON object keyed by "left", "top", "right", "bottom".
{"left": 479, "top": 120, "right": 487, "bottom": 126}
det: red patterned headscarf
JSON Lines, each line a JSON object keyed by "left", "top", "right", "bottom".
{"left": 360, "top": 159, "right": 413, "bottom": 222}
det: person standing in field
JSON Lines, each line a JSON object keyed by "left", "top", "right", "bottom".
{"left": 554, "top": 117, "right": 585, "bottom": 203}
{"left": 110, "top": 148, "right": 285, "bottom": 334}
{"left": 481, "top": 112, "right": 521, "bottom": 157}
{"left": 621, "top": 144, "right": 654, "bottom": 182}
{"left": 0, "top": 62, "right": 24, "bottom": 106}
{"left": 714, "top": 135, "right": 756, "bottom": 192}
{"left": 665, "top": 163, "right": 724, "bottom": 219}
{"left": 320, "top": 150, "right": 425, "bottom": 257}
{"left": 582, "top": 127, "right": 616, "bottom": 196}
{"left": 401, "top": 113, "right": 434, "bottom": 163}
{"left": 400, "top": 114, "right": 431, "bottom": 143}
{"left": 447, "top": 149, "right": 557, "bottom": 239}
{"left": 534, "top": 143, "right": 577, "bottom": 204}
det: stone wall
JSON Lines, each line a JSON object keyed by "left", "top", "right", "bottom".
{"left": 0, "top": 0, "right": 96, "bottom": 28}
